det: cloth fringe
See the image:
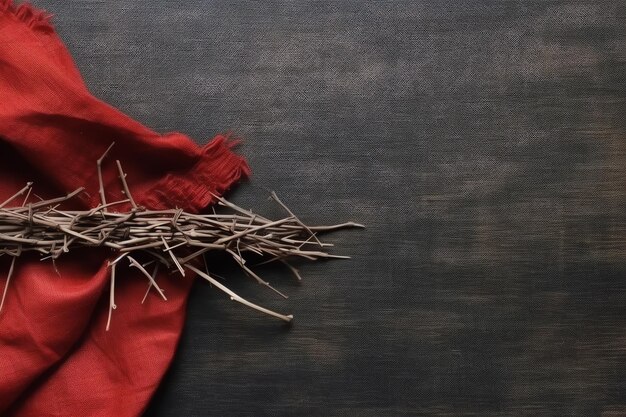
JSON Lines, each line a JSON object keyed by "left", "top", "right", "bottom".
{"left": 141, "top": 135, "right": 251, "bottom": 213}
{"left": 1, "top": 0, "right": 54, "bottom": 32}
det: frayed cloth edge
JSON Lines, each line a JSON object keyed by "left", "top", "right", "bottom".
{"left": 1, "top": 0, "right": 54, "bottom": 32}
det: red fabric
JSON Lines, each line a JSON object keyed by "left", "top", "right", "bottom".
{"left": 0, "top": 2, "right": 250, "bottom": 416}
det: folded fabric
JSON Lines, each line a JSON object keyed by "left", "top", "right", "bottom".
{"left": 0, "top": 1, "right": 250, "bottom": 416}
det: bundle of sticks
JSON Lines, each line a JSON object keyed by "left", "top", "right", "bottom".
{"left": 0, "top": 145, "right": 362, "bottom": 328}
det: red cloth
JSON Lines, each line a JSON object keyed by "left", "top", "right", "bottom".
{"left": 0, "top": 2, "right": 250, "bottom": 416}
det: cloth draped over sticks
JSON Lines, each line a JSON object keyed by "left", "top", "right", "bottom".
{"left": 0, "top": 2, "right": 251, "bottom": 416}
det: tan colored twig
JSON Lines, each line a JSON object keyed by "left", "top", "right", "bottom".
{"left": 0, "top": 149, "right": 363, "bottom": 326}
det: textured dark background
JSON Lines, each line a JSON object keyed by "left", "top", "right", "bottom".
{"left": 37, "top": 1, "right": 626, "bottom": 415}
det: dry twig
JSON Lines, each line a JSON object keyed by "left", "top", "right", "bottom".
{"left": 0, "top": 146, "right": 363, "bottom": 327}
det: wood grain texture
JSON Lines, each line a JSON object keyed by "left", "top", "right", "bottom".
{"left": 35, "top": 0, "right": 626, "bottom": 415}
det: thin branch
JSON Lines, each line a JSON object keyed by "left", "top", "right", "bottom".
{"left": 0, "top": 182, "right": 33, "bottom": 209}
{"left": 0, "top": 256, "right": 16, "bottom": 314}
{"left": 128, "top": 256, "right": 167, "bottom": 301}
{"left": 106, "top": 262, "right": 117, "bottom": 331}
{"left": 97, "top": 142, "right": 115, "bottom": 208}
{"left": 115, "top": 160, "right": 138, "bottom": 209}
{"left": 141, "top": 263, "right": 160, "bottom": 304}
{"left": 186, "top": 264, "right": 293, "bottom": 323}
{"left": 271, "top": 191, "right": 323, "bottom": 248}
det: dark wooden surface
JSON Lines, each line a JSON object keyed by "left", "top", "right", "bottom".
{"left": 38, "top": 1, "right": 626, "bottom": 415}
